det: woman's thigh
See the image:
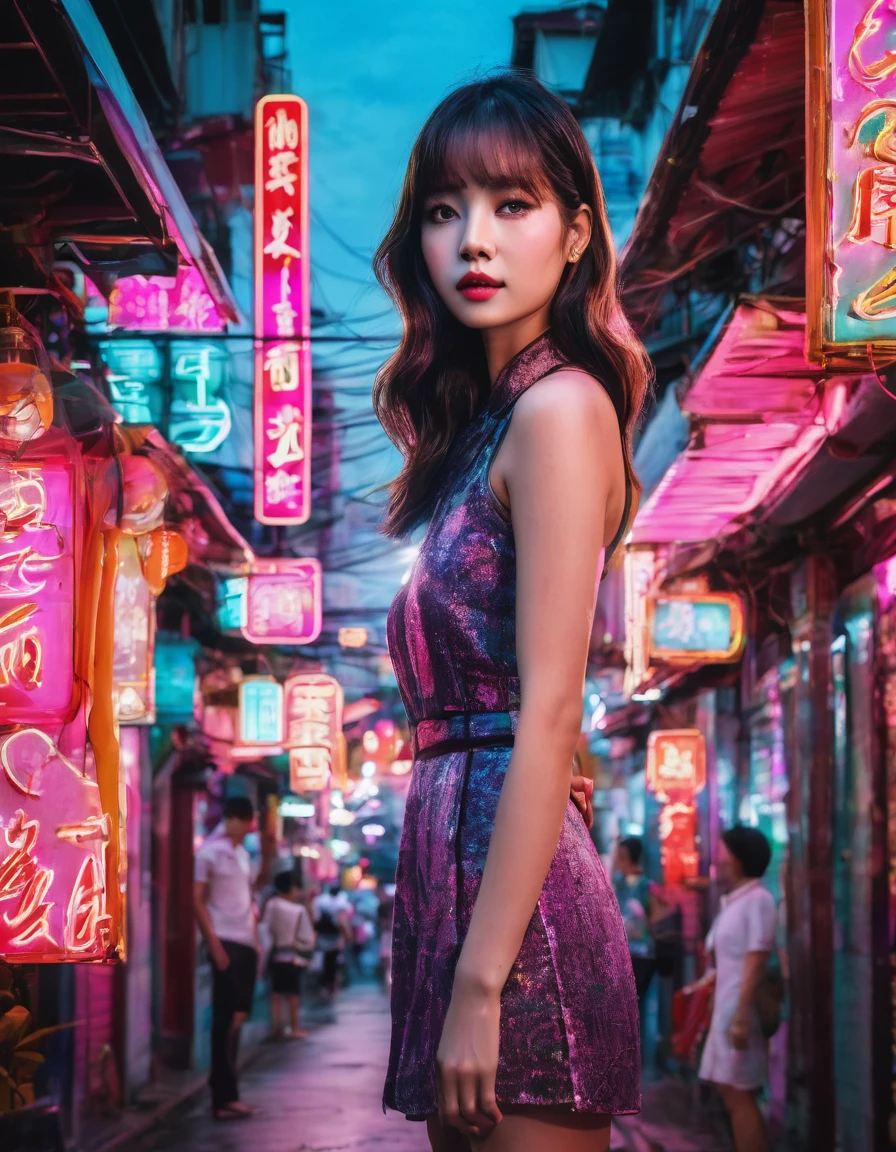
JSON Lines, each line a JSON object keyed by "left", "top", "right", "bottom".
{"left": 429, "top": 1108, "right": 612, "bottom": 1152}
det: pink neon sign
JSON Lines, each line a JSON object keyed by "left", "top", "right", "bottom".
{"left": 242, "top": 558, "right": 322, "bottom": 645}
{"left": 0, "top": 461, "right": 76, "bottom": 725}
{"left": 254, "top": 94, "right": 312, "bottom": 525}
{"left": 109, "top": 268, "right": 224, "bottom": 333}
{"left": 0, "top": 436, "right": 112, "bottom": 961}
{"left": 807, "top": 0, "right": 896, "bottom": 361}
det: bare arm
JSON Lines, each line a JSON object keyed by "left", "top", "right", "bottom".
{"left": 193, "top": 880, "right": 230, "bottom": 971}
{"left": 729, "top": 950, "right": 771, "bottom": 1049}
{"left": 436, "top": 372, "right": 624, "bottom": 1137}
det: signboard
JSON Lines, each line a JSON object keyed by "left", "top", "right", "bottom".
{"left": 168, "top": 342, "right": 233, "bottom": 454}
{"left": 102, "top": 339, "right": 234, "bottom": 457}
{"left": 284, "top": 673, "right": 343, "bottom": 750}
{"left": 289, "top": 747, "right": 332, "bottom": 793}
{"left": 238, "top": 676, "right": 284, "bottom": 746}
{"left": 109, "top": 269, "right": 224, "bottom": 334}
{"left": 113, "top": 537, "right": 155, "bottom": 724}
{"left": 154, "top": 634, "right": 199, "bottom": 720}
{"left": 0, "top": 461, "right": 76, "bottom": 725}
{"left": 217, "top": 576, "right": 248, "bottom": 633}
{"left": 806, "top": 0, "right": 896, "bottom": 363}
{"left": 338, "top": 627, "right": 368, "bottom": 649}
{"left": 658, "top": 800, "right": 699, "bottom": 886}
{"left": 646, "top": 729, "right": 706, "bottom": 800}
{"left": 254, "top": 94, "right": 312, "bottom": 525}
{"left": 243, "top": 558, "right": 322, "bottom": 645}
{"left": 0, "top": 440, "right": 115, "bottom": 961}
{"left": 648, "top": 592, "right": 745, "bottom": 663}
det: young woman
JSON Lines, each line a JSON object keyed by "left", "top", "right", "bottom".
{"left": 699, "top": 826, "right": 777, "bottom": 1152}
{"left": 375, "top": 72, "right": 651, "bottom": 1152}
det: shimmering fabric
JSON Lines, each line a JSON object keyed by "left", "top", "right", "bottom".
{"left": 384, "top": 333, "right": 640, "bottom": 1120}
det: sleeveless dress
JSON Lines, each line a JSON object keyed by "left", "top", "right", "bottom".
{"left": 384, "top": 332, "right": 640, "bottom": 1120}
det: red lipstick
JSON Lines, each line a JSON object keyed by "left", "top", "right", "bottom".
{"left": 456, "top": 271, "right": 503, "bottom": 301}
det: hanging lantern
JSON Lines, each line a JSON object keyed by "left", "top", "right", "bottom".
{"left": 139, "top": 527, "right": 189, "bottom": 594}
{"left": 0, "top": 291, "right": 53, "bottom": 452}
{"left": 118, "top": 455, "right": 168, "bottom": 536}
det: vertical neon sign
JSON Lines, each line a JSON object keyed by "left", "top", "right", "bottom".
{"left": 807, "top": 0, "right": 896, "bottom": 363}
{"left": 254, "top": 94, "right": 312, "bottom": 525}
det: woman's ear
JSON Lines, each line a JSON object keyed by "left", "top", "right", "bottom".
{"left": 569, "top": 204, "right": 593, "bottom": 257}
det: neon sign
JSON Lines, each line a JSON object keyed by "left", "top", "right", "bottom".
{"left": 108, "top": 268, "right": 224, "bottom": 334}
{"left": 238, "top": 676, "right": 284, "bottom": 746}
{"left": 243, "top": 558, "right": 322, "bottom": 645}
{"left": 254, "top": 95, "right": 311, "bottom": 525}
{"left": 112, "top": 537, "right": 155, "bottom": 724}
{"left": 646, "top": 730, "right": 706, "bottom": 801}
{"left": 0, "top": 463, "right": 75, "bottom": 725}
{"left": 648, "top": 592, "right": 745, "bottom": 663}
{"left": 100, "top": 340, "right": 163, "bottom": 426}
{"left": 169, "top": 342, "right": 233, "bottom": 454}
{"left": 807, "top": 0, "right": 896, "bottom": 362}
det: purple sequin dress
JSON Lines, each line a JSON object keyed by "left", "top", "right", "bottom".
{"left": 384, "top": 333, "right": 640, "bottom": 1120}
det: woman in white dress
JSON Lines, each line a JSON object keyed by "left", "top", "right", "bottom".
{"left": 699, "top": 826, "right": 777, "bottom": 1152}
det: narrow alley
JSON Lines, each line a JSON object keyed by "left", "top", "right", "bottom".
{"left": 122, "top": 986, "right": 732, "bottom": 1152}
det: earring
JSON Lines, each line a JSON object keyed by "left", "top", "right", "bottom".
{"left": 570, "top": 246, "right": 580, "bottom": 262}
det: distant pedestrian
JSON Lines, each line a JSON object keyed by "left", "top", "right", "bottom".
{"left": 612, "top": 836, "right": 656, "bottom": 1000}
{"left": 313, "top": 885, "right": 351, "bottom": 1004}
{"left": 262, "top": 871, "right": 316, "bottom": 1040}
{"left": 194, "top": 796, "right": 258, "bottom": 1121}
{"left": 699, "top": 825, "right": 777, "bottom": 1152}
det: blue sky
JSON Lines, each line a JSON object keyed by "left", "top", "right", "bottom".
{"left": 268, "top": 0, "right": 528, "bottom": 662}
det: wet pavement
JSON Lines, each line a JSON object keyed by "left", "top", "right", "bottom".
{"left": 128, "top": 985, "right": 733, "bottom": 1152}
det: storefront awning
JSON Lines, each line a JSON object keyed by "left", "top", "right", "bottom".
{"left": 629, "top": 299, "right": 846, "bottom": 547}
{"left": 5, "top": 0, "right": 239, "bottom": 322}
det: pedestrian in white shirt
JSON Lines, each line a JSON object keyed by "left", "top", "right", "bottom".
{"left": 194, "top": 796, "right": 258, "bottom": 1121}
{"left": 262, "top": 871, "right": 316, "bottom": 1039}
{"left": 312, "top": 886, "right": 352, "bottom": 1004}
{"left": 699, "top": 825, "right": 777, "bottom": 1152}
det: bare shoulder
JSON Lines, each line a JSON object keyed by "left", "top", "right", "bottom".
{"left": 510, "top": 368, "right": 621, "bottom": 441}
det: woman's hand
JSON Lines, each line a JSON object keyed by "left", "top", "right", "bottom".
{"left": 728, "top": 1011, "right": 750, "bottom": 1051}
{"left": 570, "top": 774, "right": 594, "bottom": 829}
{"left": 436, "top": 973, "right": 504, "bottom": 1139}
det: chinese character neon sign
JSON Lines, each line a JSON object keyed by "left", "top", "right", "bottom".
{"left": 285, "top": 674, "right": 343, "bottom": 793}
{"left": 169, "top": 342, "right": 233, "bottom": 454}
{"left": 647, "top": 592, "right": 745, "bottom": 664}
{"left": 109, "top": 268, "right": 224, "bottom": 334}
{"left": 238, "top": 676, "right": 285, "bottom": 746}
{"left": 646, "top": 730, "right": 706, "bottom": 801}
{"left": 0, "top": 463, "right": 75, "bottom": 725}
{"left": 243, "top": 558, "right": 322, "bottom": 645}
{"left": 285, "top": 674, "right": 342, "bottom": 745}
{"left": 254, "top": 95, "right": 311, "bottom": 525}
{"left": 807, "top": 0, "right": 896, "bottom": 363}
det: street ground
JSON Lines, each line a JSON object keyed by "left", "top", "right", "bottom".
{"left": 124, "top": 984, "right": 733, "bottom": 1152}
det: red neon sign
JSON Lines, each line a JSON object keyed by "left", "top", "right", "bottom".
{"left": 254, "top": 94, "right": 311, "bottom": 525}
{"left": 646, "top": 729, "right": 706, "bottom": 801}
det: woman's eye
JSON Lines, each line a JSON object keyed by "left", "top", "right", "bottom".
{"left": 427, "top": 204, "right": 457, "bottom": 222}
{"left": 500, "top": 200, "right": 531, "bottom": 216}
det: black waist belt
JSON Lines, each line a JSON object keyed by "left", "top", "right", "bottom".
{"left": 411, "top": 710, "right": 519, "bottom": 761}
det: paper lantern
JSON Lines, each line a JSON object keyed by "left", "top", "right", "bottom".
{"left": 139, "top": 528, "right": 188, "bottom": 594}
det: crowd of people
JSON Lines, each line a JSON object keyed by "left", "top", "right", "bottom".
{"left": 192, "top": 795, "right": 781, "bottom": 1149}
{"left": 192, "top": 796, "right": 390, "bottom": 1121}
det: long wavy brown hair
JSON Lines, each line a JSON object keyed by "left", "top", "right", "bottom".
{"left": 373, "top": 70, "right": 652, "bottom": 538}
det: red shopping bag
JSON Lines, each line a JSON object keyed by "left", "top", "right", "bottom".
{"left": 672, "top": 974, "right": 715, "bottom": 1062}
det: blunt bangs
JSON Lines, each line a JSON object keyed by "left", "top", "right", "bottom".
{"left": 416, "top": 98, "right": 554, "bottom": 205}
